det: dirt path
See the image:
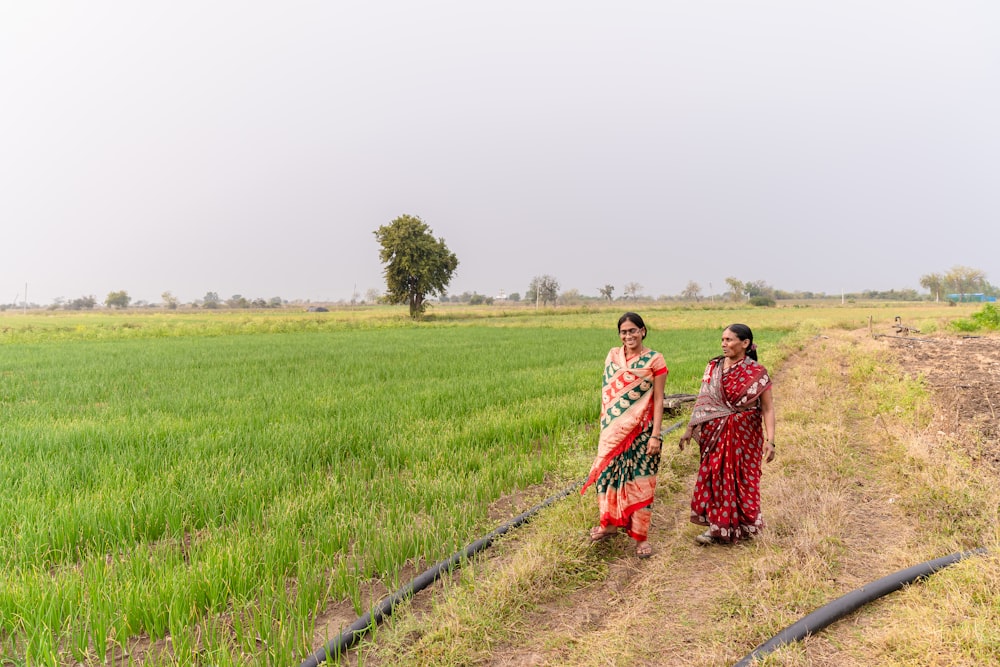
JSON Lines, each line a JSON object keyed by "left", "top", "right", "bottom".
{"left": 477, "top": 330, "right": 920, "bottom": 666}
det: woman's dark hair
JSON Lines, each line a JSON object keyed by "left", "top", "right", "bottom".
{"left": 727, "top": 323, "right": 757, "bottom": 361}
{"left": 618, "top": 312, "right": 647, "bottom": 339}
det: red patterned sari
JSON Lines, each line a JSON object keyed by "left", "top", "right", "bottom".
{"left": 581, "top": 347, "right": 668, "bottom": 541}
{"left": 688, "top": 356, "right": 771, "bottom": 543}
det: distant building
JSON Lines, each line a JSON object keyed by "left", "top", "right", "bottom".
{"left": 947, "top": 293, "right": 996, "bottom": 303}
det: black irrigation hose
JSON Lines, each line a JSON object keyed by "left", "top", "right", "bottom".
{"left": 297, "top": 483, "right": 580, "bottom": 667}
{"left": 872, "top": 334, "right": 939, "bottom": 343}
{"left": 733, "top": 547, "right": 989, "bottom": 667}
{"left": 299, "top": 418, "right": 689, "bottom": 667}
{"left": 297, "top": 484, "right": 580, "bottom": 667}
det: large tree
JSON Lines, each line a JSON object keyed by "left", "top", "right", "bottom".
{"left": 66, "top": 295, "right": 97, "bottom": 310}
{"left": 527, "top": 275, "right": 559, "bottom": 307}
{"left": 680, "top": 281, "right": 702, "bottom": 301}
{"left": 105, "top": 290, "right": 131, "bottom": 309}
{"left": 744, "top": 279, "right": 774, "bottom": 299}
{"left": 375, "top": 215, "right": 458, "bottom": 318}
{"left": 919, "top": 273, "right": 944, "bottom": 302}
{"left": 725, "top": 277, "right": 745, "bottom": 302}
{"left": 598, "top": 284, "right": 615, "bottom": 302}
{"left": 944, "top": 265, "right": 987, "bottom": 301}
{"left": 227, "top": 294, "right": 249, "bottom": 308}
{"left": 161, "top": 291, "right": 179, "bottom": 309}
{"left": 202, "top": 292, "right": 221, "bottom": 309}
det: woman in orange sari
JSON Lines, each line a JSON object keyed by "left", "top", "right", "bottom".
{"left": 582, "top": 312, "right": 667, "bottom": 559}
{"left": 679, "top": 324, "right": 775, "bottom": 545}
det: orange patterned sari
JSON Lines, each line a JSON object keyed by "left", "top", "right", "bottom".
{"left": 581, "top": 347, "right": 668, "bottom": 541}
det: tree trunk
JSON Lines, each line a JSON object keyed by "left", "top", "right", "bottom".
{"left": 409, "top": 292, "right": 424, "bottom": 318}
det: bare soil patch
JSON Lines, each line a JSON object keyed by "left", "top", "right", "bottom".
{"left": 876, "top": 332, "right": 1000, "bottom": 467}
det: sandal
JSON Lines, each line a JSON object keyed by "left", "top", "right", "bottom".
{"left": 695, "top": 531, "right": 716, "bottom": 545}
{"left": 635, "top": 542, "right": 652, "bottom": 559}
{"left": 589, "top": 526, "right": 617, "bottom": 542}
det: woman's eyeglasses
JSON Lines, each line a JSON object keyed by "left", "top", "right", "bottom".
{"left": 619, "top": 328, "right": 641, "bottom": 336}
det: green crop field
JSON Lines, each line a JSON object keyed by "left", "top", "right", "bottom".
{"left": 0, "top": 303, "right": 965, "bottom": 664}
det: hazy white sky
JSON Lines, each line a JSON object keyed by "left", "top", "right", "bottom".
{"left": 2, "top": 1, "right": 998, "bottom": 305}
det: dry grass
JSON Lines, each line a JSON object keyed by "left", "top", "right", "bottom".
{"left": 350, "top": 328, "right": 1000, "bottom": 667}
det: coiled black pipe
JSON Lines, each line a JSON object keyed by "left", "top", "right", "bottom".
{"left": 733, "top": 547, "right": 989, "bottom": 667}
{"left": 299, "top": 418, "right": 687, "bottom": 667}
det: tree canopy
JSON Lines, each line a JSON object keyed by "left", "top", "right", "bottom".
{"left": 374, "top": 215, "right": 459, "bottom": 318}
{"left": 724, "top": 277, "right": 774, "bottom": 302}
{"left": 681, "top": 281, "right": 702, "bottom": 301}
{"left": 105, "top": 290, "right": 131, "bottom": 309}
{"left": 161, "top": 291, "right": 179, "bottom": 309}
{"left": 527, "top": 275, "right": 559, "bottom": 307}
{"left": 919, "top": 273, "right": 944, "bottom": 302}
{"left": 945, "top": 265, "right": 987, "bottom": 300}
{"left": 921, "top": 266, "right": 992, "bottom": 301}
{"left": 623, "top": 282, "right": 642, "bottom": 300}
{"left": 725, "top": 277, "right": 745, "bottom": 302}
{"left": 202, "top": 292, "right": 221, "bottom": 309}
{"left": 66, "top": 295, "right": 96, "bottom": 310}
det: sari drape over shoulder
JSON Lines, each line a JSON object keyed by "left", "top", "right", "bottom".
{"left": 689, "top": 356, "right": 771, "bottom": 543}
{"left": 581, "top": 347, "right": 667, "bottom": 541}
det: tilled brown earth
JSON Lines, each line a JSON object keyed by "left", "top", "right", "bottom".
{"left": 876, "top": 332, "right": 1000, "bottom": 467}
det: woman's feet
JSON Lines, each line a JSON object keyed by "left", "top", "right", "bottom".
{"left": 590, "top": 528, "right": 652, "bottom": 558}
{"left": 589, "top": 526, "right": 618, "bottom": 542}
{"left": 695, "top": 530, "right": 716, "bottom": 545}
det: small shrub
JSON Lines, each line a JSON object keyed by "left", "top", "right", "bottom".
{"left": 972, "top": 303, "right": 1000, "bottom": 328}
{"left": 749, "top": 296, "right": 776, "bottom": 307}
{"left": 950, "top": 303, "right": 1000, "bottom": 332}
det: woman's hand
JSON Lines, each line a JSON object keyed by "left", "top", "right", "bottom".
{"left": 678, "top": 427, "right": 694, "bottom": 452}
{"left": 646, "top": 434, "right": 662, "bottom": 456}
{"left": 763, "top": 440, "right": 775, "bottom": 463}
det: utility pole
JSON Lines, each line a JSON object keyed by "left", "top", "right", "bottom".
{"left": 24, "top": 283, "right": 27, "bottom": 315}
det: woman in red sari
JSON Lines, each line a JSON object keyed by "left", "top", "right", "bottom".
{"left": 582, "top": 312, "right": 667, "bottom": 559}
{"left": 678, "top": 324, "right": 775, "bottom": 545}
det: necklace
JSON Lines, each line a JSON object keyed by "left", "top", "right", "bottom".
{"left": 625, "top": 346, "right": 646, "bottom": 364}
